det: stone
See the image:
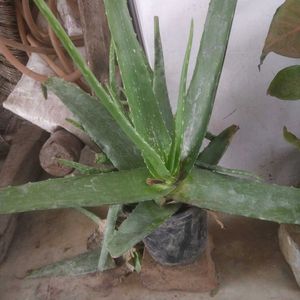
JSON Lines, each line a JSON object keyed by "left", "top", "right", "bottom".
{"left": 278, "top": 224, "right": 300, "bottom": 287}
{"left": 140, "top": 236, "right": 218, "bottom": 293}
{"left": 3, "top": 54, "right": 91, "bottom": 146}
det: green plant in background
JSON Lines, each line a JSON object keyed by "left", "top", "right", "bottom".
{"left": 1, "top": 0, "right": 300, "bottom": 276}
{"left": 261, "top": 0, "right": 300, "bottom": 150}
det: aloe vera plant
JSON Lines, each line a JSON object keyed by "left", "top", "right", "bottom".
{"left": 1, "top": 0, "right": 300, "bottom": 276}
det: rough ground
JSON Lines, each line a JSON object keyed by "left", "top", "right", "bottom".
{"left": 0, "top": 210, "right": 299, "bottom": 300}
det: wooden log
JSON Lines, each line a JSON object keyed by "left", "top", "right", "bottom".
{"left": 77, "top": 0, "right": 110, "bottom": 83}
{"left": 0, "top": 120, "right": 48, "bottom": 264}
{"left": 39, "top": 129, "right": 84, "bottom": 177}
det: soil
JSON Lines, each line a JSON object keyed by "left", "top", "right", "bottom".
{"left": 0, "top": 210, "right": 300, "bottom": 300}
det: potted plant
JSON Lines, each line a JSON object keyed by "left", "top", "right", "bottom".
{"left": 0, "top": 0, "right": 300, "bottom": 277}
{"left": 260, "top": 0, "right": 300, "bottom": 287}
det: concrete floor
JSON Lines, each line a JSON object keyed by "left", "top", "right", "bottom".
{"left": 0, "top": 209, "right": 299, "bottom": 299}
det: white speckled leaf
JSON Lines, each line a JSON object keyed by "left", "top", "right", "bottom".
{"left": 173, "top": 168, "right": 300, "bottom": 225}
{"left": 34, "top": 0, "right": 172, "bottom": 180}
{"left": 180, "top": 0, "right": 237, "bottom": 178}
{"left": 104, "top": 0, "right": 172, "bottom": 162}
{"left": 153, "top": 17, "right": 174, "bottom": 136}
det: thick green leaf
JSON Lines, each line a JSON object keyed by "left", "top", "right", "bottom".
{"left": 98, "top": 205, "right": 121, "bottom": 271}
{"left": 197, "top": 125, "right": 239, "bottom": 165}
{"left": 153, "top": 16, "right": 174, "bottom": 136}
{"left": 172, "top": 168, "right": 300, "bottom": 224}
{"left": 47, "top": 74, "right": 137, "bottom": 272}
{"left": 180, "top": 0, "right": 237, "bottom": 178}
{"left": 168, "top": 20, "right": 194, "bottom": 175}
{"left": 104, "top": 0, "right": 172, "bottom": 161}
{"left": 107, "top": 201, "right": 179, "bottom": 257}
{"left": 268, "top": 65, "right": 300, "bottom": 100}
{"left": 27, "top": 250, "right": 99, "bottom": 278}
{"left": 46, "top": 78, "right": 143, "bottom": 170}
{"left": 34, "top": 0, "right": 172, "bottom": 181}
{"left": 109, "top": 40, "right": 118, "bottom": 97}
{"left": 0, "top": 168, "right": 174, "bottom": 214}
{"left": 261, "top": 0, "right": 300, "bottom": 64}
{"left": 283, "top": 126, "right": 300, "bottom": 150}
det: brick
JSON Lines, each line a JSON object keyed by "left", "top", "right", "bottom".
{"left": 140, "top": 236, "right": 218, "bottom": 293}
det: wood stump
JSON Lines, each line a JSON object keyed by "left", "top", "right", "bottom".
{"left": 39, "top": 129, "right": 83, "bottom": 177}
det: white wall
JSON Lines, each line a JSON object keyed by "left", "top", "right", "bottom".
{"left": 135, "top": 0, "right": 300, "bottom": 185}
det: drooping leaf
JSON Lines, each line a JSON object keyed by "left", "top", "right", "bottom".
{"left": 104, "top": 0, "right": 172, "bottom": 162}
{"left": 268, "top": 65, "right": 300, "bottom": 100}
{"left": 153, "top": 16, "right": 174, "bottom": 135}
{"left": 75, "top": 207, "right": 102, "bottom": 225}
{"left": 168, "top": 20, "right": 194, "bottom": 175}
{"left": 180, "top": 0, "right": 237, "bottom": 178}
{"left": 107, "top": 201, "right": 179, "bottom": 258}
{"left": 98, "top": 205, "right": 121, "bottom": 271}
{"left": 283, "top": 126, "right": 300, "bottom": 150}
{"left": 27, "top": 249, "right": 99, "bottom": 278}
{"left": 172, "top": 168, "right": 300, "bottom": 225}
{"left": 197, "top": 124, "right": 239, "bottom": 165}
{"left": 73, "top": 206, "right": 116, "bottom": 274}
{"left": 0, "top": 168, "right": 174, "bottom": 214}
{"left": 261, "top": 0, "right": 300, "bottom": 65}
{"left": 34, "top": 0, "right": 172, "bottom": 181}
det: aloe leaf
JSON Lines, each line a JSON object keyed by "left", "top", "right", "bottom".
{"left": 104, "top": 0, "right": 171, "bottom": 161}
{"left": 98, "top": 205, "right": 121, "bottom": 271}
{"left": 260, "top": 0, "right": 300, "bottom": 65}
{"left": 153, "top": 16, "right": 174, "bottom": 135}
{"left": 133, "top": 251, "right": 142, "bottom": 273}
{"left": 0, "top": 168, "right": 174, "bottom": 214}
{"left": 58, "top": 159, "right": 112, "bottom": 175}
{"left": 268, "top": 65, "right": 300, "bottom": 100}
{"left": 173, "top": 168, "right": 300, "bottom": 225}
{"left": 107, "top": 201, "right": 179, "bottom": 258}
{"left": 197, "top": 124, "right": 239, "bottom": 165}
{"left": 283, "top": 126, "right": 300, "bottom": 150}
{"left": 75, "top": 207, "right": 102, "bottom": 224}
{"left": 205, "top": 131, "right": 216, "bottom": 141}
{"left": 34, "top": 0, "right": 172, "bottom": 180}
{"left": 195, "top": 161, "right": 262, "bottom": 182}
{"left": 109, "top": 40, "right": 118, "bottom": 97}
{"left": 46, "top": 77, "right": 143, "bottom": 170}
{"left": 180, "top": 0, "right": 237, "bottom": 178}
{"left": 65, "top": 118, "right": 85, "bottom": 131}
{"left": 168, "top": 20, "right": 194, "bottom": 175}
{"left": 27, "top": 249, "right": 99, "bottom": 278}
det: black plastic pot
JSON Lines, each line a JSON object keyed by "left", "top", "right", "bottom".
{"left": 143, "top": 207, "right": 207, "bottom": 266}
